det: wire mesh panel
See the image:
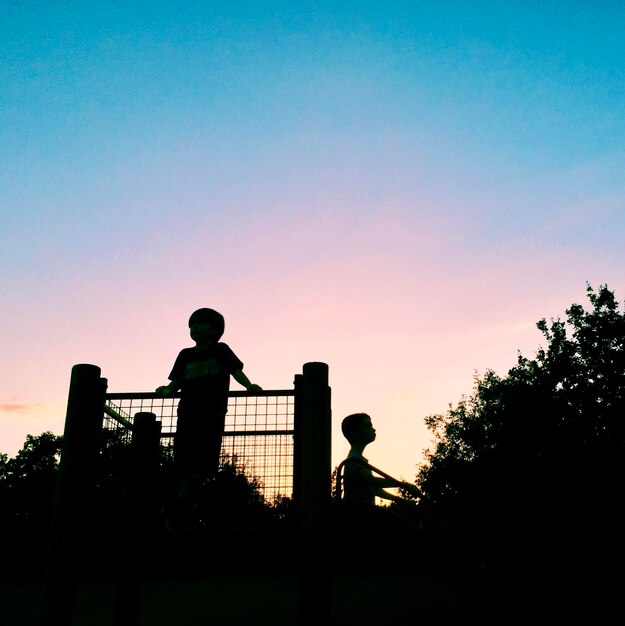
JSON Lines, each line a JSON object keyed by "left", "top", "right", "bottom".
{"left": 104, "top": 391, "right": 295, "bottom": 502}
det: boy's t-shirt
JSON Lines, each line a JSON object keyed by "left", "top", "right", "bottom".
{"left": 169, "top": 342, "right": 243, "bottom": 415}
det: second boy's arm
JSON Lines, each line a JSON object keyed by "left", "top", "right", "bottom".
{"left": 371, "top": 476, "right": 420, "bottom": 502}
{"left": 371, "top": 476, "right": 403, "bottom": 502}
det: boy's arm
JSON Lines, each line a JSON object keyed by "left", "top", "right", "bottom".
{"left": 375, "top": 488, "right": 403, "bottom": 503}
{"left": 372, "top": 477, "right": 421, "bottom": 501}
{"left": 371, "top": 476, "right": 402, "bottom": 502}
{"left": 232, "top": 369, "right": 262, "bottom": 392}
{"left": 373, "top": 476, "right": 399, "bottom": 489}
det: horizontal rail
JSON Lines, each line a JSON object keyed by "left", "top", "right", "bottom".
{"left": 159, "top": 429, "right": 293, "bottom": 439}
{"left": 105, "top": 390, "right": 294, "bottom": 400}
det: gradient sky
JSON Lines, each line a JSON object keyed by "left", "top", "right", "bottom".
{"left": 2, "top": 1, "right": 625, "bottom": 482}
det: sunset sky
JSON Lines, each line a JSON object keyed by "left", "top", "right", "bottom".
{"left": 2, "top": 2, "right": 624, "bottom": 482}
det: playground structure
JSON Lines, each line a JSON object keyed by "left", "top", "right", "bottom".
{"left": 42, "top": 362, "right": 331, "bottom": 626}
{"left": 34, "top": 362, "right": 484, "bottom": 626}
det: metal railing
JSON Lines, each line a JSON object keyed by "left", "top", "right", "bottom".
{"left": 104, "top": 390, "right": 295, "bottom": 503}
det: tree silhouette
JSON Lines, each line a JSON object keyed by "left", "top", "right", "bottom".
{"left": 0, "top": 432, "right": 62, "bottom": 580}
{"left": 0, "top": 426, "right": 296, "bottom": 626}
{"left": 1, "top": 428, "right": 290, "bottom": 582}
{"left": 416, "top": 284, "right": 625, "bottom": 619}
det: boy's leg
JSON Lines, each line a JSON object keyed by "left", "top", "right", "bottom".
{"left": 166, "top": 413, "right": 225, "bottom": 531}
{"left": 195, "top": 414, "right": 226, "bottom": 523}
{"left": 163, "top": 419, "right": 200, "bottom": 531}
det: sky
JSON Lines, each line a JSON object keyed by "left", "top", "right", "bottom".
{"left": 2, "top": 1, "right": 625, "bottom": 482}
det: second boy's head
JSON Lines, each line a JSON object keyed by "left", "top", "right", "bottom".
{"left": 188, "top": 308, "right": 225, "bottom": 347}
{"left": 341, "top": 413, "right": 376, "bottom": 446}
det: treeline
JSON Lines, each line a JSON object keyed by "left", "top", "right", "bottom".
{"left": 412, "top": 284, "right": 625, "bottom": 620}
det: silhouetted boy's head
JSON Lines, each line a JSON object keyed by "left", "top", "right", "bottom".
{"left": 341, "top": 413, "right": 376, "bottom": 446}
{"left": 188, "top": 308, "right": 225, "bottom": 346}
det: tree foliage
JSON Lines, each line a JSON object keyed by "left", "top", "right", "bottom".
{"left": 0, "top": 432, "right": 63, "bottom": 579}
{"left": 416, "top": 284, "right": 625, "bottom": 579}
{"left": 0, "top": 427, "right": 290, "bottom": 578}
{"left": 0, "top": 432, "right": 62, "bottom": 524}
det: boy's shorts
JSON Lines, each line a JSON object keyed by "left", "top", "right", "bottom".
{"left": 174, "top": 411, "right": 226, "bottom": 479}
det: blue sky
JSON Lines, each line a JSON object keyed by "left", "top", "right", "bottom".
{"left": 2, "top": 1, "right": 624, "bottom": 481}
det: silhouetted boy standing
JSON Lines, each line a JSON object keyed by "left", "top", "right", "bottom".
{"left": 156, "top": 307, "right": 261, "bottom": 531}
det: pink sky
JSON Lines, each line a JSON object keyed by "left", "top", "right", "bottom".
{"left": 2, "top": 3, "right": 625, "bottom": 482}
{"left": 2, "top": 206, "right": 622, "bottom": 480}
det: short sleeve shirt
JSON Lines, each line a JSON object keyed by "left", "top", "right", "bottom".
{"left": 169, "top": 342, "right": 243, "bottom": 414}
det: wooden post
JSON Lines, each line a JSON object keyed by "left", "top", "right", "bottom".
{"left": 128, "top": 412, "right": 162, "bottom": 527}
{"left": 42, "top": 364, "right": 107, "bottom": 626}
{"left": 294, "top": 362, "right": 332, "bottom": 541}
{"left": 113, "top": 412, "right": 162, "bottom": 626}
{"left": 293, "top": 362, "right": 332, "bottom": 626}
